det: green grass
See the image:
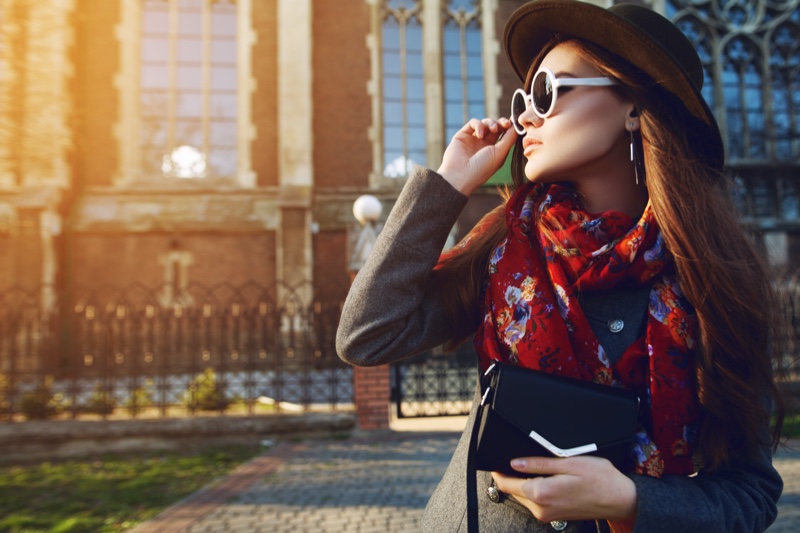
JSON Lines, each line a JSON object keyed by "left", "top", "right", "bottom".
{"left": 0, "top": 446, "right": 261, "bottom": 533}
{"left": 781, "top": 412, "right": 800, "bottom": 439}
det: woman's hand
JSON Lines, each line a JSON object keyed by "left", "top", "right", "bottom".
{"left": 491, "top": 456, "right": 638, "bottom": 524}
{"left": 437, "top": 117, "right": 517, "bottom": 196}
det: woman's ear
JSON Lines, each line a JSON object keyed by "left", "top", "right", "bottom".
{"left": 626, "top": 108, "right": 640, "bottom": 132}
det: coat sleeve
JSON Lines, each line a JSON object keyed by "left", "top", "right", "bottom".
{"left": 630, "top": 438, "right": 783, "bottom": 532}
{"left": 336, "top": 166, "right": 470, "bottom": 367}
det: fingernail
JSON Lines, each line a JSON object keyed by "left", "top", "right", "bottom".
{"left": 511, "top": 458, "right": 527, "bottom": 469}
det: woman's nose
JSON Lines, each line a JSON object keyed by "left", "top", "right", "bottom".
{"left": 518, "top": 104, "right": 543, "bottom": 130}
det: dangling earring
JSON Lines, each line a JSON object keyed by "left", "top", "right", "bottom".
{"left": 629, "top": 122, "right": 640, "bottom": 186}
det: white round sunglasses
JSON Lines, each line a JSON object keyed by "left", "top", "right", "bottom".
{"left": 510, "top": 67, "right": 617, "bottom": 134}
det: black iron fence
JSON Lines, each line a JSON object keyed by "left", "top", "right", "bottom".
{"left": 390, "top": 270, "right": 800, "bottom": 417}
{"left": 0, "top": 282, "right": 352, "bottom": 421}
{"left": 3, "top": 271, "right": 800, "bottom": 423}
{"left": 733, "top": 167, "right": 800, "bottom": 229}
{"left": 777, "top": 271, "right": 800, "bottom": 376}
{"left": 391, "top": 341, "right": 477, "bottom": 418}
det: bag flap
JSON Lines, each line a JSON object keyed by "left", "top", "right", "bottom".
{"left": 489, "top": 364, "right": 639, "bottom": 451}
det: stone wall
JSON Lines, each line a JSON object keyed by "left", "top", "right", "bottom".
{"left": 0, "top": 412, "right": 355, "bottom": 463}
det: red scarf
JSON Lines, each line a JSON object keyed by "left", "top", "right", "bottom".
{"left": 475, "top": 183, "right": 699, "bottom": 477}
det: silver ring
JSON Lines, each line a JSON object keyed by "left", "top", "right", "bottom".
{"left": 487, "top": 484, "right": 500, "bottom": 503}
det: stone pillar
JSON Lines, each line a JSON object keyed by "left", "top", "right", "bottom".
{"left": 276, "top": 0, "right": 313, "bottom": 300}
{"left": 349, "top": 195, "right": 390, "bottom": 430}
{"left": 277, "top": 0, "right": 313, "bottom": 189}
{"left": 422, "top": 0, "right": 444, "bottom": 170}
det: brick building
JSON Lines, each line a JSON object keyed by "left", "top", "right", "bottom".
{"left": 0, "top": 0, "right": 526, "bottom": 305}
{"left": 0, "top": 0, "right": 797, "bottom": 306}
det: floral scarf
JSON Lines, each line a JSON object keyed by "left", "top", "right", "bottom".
{"left": 475, "top": 182, "right": 699, "bottom": 477}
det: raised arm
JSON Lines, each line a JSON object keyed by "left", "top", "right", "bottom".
{"left": 336, "top": 167, "right": 468, "bottom": 366}
{"left": 337, "top": 117, "right": 516, "bottom": 367}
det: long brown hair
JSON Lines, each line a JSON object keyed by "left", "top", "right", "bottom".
{"left": 431, "top": 36, "right": 784, "bottom": 470}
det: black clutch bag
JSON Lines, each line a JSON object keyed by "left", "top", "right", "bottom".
{"left": 474, "top": 362, "right": 640, "bottom": 475}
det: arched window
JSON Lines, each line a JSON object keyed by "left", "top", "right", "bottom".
{"left": 769, "top": 21, "right": 800, "bottom": 161}
{"left": 0, "top": 1, "right": 10, "bottom": 187}
{"left": 374, "top": 0, "right": 494, "bottom": 182}
{"left": 443, "top": 0, "right": 484, "bottom": 142}
{"left": 140, "top": 0, "right": 238, "bottom": 180}
{"left": 667, "top": 0, "right": 800, "bottom": 229}
{"left": 381, "top": 0, "right": 425, "bottom": 178}
{"left": 668, "top": 0, "right": 799, "bottom": 165}
{"left": 0, "top": 1, "right": 71, "bottom": 188}
{"left": 672, "top": 14, "right": 716, "bottom": 112}
{"left": 722, "top": 35, "right": 765, "bottom": 160}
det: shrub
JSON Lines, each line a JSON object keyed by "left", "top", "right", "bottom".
{"left": 124, "top": 380, "right": 154, "bottom": 415}
{"left": 182, "top": 368, "right": 230, "bottom": 411}
{"left": 20, "top": 377, "right": 62, "bottom": 420}
{"left": 0, "top": 373, "right": 8, "bottom": 419}
{"left": 85, "top": 384, "right": 116, "bottom": 415}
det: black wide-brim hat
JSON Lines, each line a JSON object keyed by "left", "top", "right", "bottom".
{"left": 504, "top": 0, "right": 724, "bottom": 170}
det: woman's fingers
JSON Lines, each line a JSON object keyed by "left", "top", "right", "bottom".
{"left": 509, "top": 456, "right": 575, "bottom": 475}
{"left": 494, "top": 118, "right": 517, "bottom": 152}
{"left": 438, "top": 117, "right": 517, "bottom": 196}
{"left": 491, "top": 456, "right": 638, "bottom": 523}
{"left": 463, "top": 117, "right": 506, "bottom": 141}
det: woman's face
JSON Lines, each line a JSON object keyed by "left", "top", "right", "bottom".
{"left": 516, "top": 43, "right": 635, "bottom": 186}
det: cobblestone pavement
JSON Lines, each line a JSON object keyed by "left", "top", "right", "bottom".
{"left": 130, "top": 426, "right": 800, "bottom": 533}
{"left": 769, "top": 442, "right": 800, "bottom": 532}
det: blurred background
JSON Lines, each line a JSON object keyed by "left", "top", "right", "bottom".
{"left": 0, "top": 0, "right": 798, "bottom": 427}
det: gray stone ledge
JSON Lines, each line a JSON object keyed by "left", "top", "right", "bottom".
{"left": 0, "top": 412, "right": 356, "bottom": 462}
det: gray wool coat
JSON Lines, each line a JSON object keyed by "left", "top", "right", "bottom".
{"left": 336, "top": 167, "right": 783, "bottom": 532}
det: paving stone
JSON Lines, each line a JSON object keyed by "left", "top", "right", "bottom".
{"left": 130, "top": 432, "right": 800, "bottom": 533}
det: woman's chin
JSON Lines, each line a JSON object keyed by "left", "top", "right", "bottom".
{"left": 524, "top": 168, "right": 555, "bottom": 184}
{"left": 524, "top": 160, "right": 550, "bottom": 183}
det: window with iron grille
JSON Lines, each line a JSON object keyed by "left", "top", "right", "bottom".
{"left": 140, "top": 0, "right": 238, "bottom": 180}
{"left": 381, "top": 0, "right": 426, "bottom": 178}
{"left": 378, "top": 0, "right": 487, "bottom": 180}
{"left": 666, "top": 0, "right": 799, "bottom": 229}
{"left": 666, "top": 0, "right": 799, "bottom": 164}
{"left": 443, "top": 0, "right": 485, "bottom": 143}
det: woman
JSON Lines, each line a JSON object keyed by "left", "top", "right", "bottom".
{"left": 337, "top": 1, "right": 784, "bottom": 531}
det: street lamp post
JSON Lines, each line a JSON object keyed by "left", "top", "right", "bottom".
{"left": 348, "top": 195, "right": 390, "bottom": 430}
{"left": 348, "top": 194, "right": 383, "bottom": 278}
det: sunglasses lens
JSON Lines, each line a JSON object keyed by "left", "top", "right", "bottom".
{"left": 532, "top": 70, "right": 554, "bottom": 116}
{"left": 511, "top": 91, "right": 527, "bottom": 127}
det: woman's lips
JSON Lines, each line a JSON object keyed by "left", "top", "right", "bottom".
{"left": 523, "top": 137, "right": 542, "bottom": 156}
